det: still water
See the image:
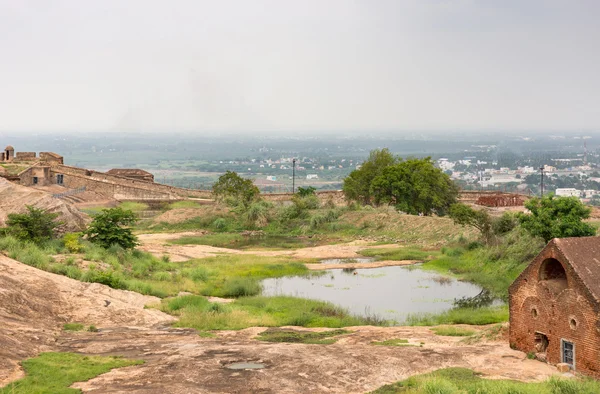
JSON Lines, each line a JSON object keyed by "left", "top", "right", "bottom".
{"left": 261, "top": 265, "right": 484, "bottom": 323}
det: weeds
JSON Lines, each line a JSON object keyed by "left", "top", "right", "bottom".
{"left": 256, "top": 328, "right": 349, "bottom": 344}
{"left": 430, "top": 326, "right": 475, "bottom": 337}
{"left": 370, "top": 367, "right": 600, "bottom": 394}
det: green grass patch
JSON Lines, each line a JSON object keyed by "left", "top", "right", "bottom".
{"left": 63, "top": 323, "right": 85, "bottom": 331}
{"left": 167, "top": 200, "right": 203, "bottom": 209}
{"left": 0, "top": 236, "right": 313, "bottom": 299}
{"left": 371, "top": 338, "right": 416, "bottom": 346}
{"left": 118, "top": 201, "right": 149, "bottom": 212}
{"left": 360, "top": 247, "right": 438, "bottom": 261}
{"left": 170, "top": 233, "right": 327, "bottom": 250}
{"left": 431, "top": 326, "right": 475, "bottom": 337}
{"left": 370, "top": 367, "right": 600, "bottom": 394}
{"left": 422, "top": 228, "right": 545, "bottom": 300}
{"left": 256, "top": 328, "right": 349, "bottom": 344}
{"left": 406, "top": 305, "right": 509, "bottom": 326}
{"left": 0, "top": 352, "right": 142, "bottom": 394}
{"left": 159, "top": 295, "right": 388, "bottom": 330}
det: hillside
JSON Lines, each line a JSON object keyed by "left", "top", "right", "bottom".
{"left": 0, "top": 178, "right": 89, "bottom": 232}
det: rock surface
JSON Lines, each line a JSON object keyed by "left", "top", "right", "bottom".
{"left": 0, "top": 178, "right": 89, "bottom": 232}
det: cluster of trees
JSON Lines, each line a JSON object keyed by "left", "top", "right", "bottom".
{"left": 449, "top": 195, "right": 595, "bottom": 244}
{"left": 5, "top": 206, "right": 138, "bottom": 250}
{"left": 342, "top": 149, "right": 458, "bottom": 216}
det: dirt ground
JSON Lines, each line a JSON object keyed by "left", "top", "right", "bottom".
{"left": 0, "top": 248, "right": 563, "bottom": 393}
{"left": 137, "top": 232, "right": 399, "bottom": 263}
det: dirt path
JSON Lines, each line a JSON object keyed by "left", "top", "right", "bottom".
{"left": 137, "top": 232, "right": 400, "bottom": 263}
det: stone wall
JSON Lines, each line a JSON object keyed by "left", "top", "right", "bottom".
{"left": 14, "top": 152, "right": 37, "bottom": 162}
{"left": 509, "top": 246, "right": 600, "bottom": 377}
{"left": 19, "top": 166, "right": 52, "bottom": 186}
{"left": 49, "top": 165, "right": 212, "bottom": 200}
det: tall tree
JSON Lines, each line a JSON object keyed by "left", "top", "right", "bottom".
{"left": 518, "top": 195, "right": 596, "bottom": 242}
{"left": 343, "top": 148, "right": 397, "bottom": 205}
{"left": 370, "top": 157, "right": 459, "bottom": 215}
{"left": 212, "top": 171, "right": 260, "bottom": 209}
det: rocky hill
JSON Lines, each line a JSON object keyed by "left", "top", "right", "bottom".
{"left": 0, "top": 178, "right": 89, "bottom": 232}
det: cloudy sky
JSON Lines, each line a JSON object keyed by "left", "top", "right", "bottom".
{"left": 1, "top": 0, "right": 599, "bottom": 134}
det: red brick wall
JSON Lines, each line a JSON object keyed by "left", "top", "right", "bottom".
{"left": 509, "top": 246, "right": 600, "bottom": 377}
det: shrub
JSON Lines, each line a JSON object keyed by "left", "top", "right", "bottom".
{"left": 6, "top": 205, "right": 62, "bottom": 243}
{"left": 85, "top": 207, "right": 138, "bottom": 249}
{"left": 63, "top": 232, "right": 83, "bottom": 253}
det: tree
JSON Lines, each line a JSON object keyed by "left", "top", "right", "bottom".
{"left": 212, "top": 171, "right": 260, "bottom": 209}
{"left": 85, "top": 207, "right": 138, "bottom": 249}
{"left": 296, "top": 186, "right": 316, "bottom": 197}
{"left": 518, "top": 195, "right": 596, "bottom": 242}
{"left": 6, "top": 205, "right": 61, "bottom": 243}
{"left": 449, "top": 203, "right": 493, "bottom": 243}
{"left": 369, "top": 157, "right": 459, "bottom": 215}
{"left": 343, "top": 148, "right": 397, "bottom": 205}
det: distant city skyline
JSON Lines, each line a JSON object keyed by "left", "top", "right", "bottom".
{"left": 1, "top": 0, "right": 599, "bottom": 134}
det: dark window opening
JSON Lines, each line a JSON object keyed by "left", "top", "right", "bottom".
{"left": 570, "top": 318, "right": 577, "bottom": 330}
{"left": 535, "top": 332, "right": 549, "bottom": 353}
{"left": 33, "top": 176, "right": 38, "bottom": 184}
{"left": 539, "top": 258, "right": 568, "bottom": 294}
{"left": 57, "top": 174, "right": 64, "bottom": 185}
{"left": 562, "top": 340, "right": 575, "bottom": 368}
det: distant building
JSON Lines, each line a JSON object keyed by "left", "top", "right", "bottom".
{"left": 106, "top": 169, "right": 154, "bottom": 182}
{"left": 555, "top": 188, "right": 580, "bottom": 198}
{"left": 306, "top": 174, "right": 319, "bottom": 180}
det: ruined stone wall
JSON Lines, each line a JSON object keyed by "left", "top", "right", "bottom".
{"left": 509, "top": 247, "right": 600, "bottom": 377}
{"left": 50, "top": 165, "right": 212, "bottom": 200}
{"left": 39, "top": 152, "right": 64, "bottom": 165}
{"left": 460, "top": 191, "right": 530, "bottom": 205}
{"left": 476, "top": 194, "right": 524, "bottom": 207}
{"left": 13, "top": 152, "right": 37, "bottom": 162}
{"left": 18, "top": 166, "right": 51, "bottom": 186}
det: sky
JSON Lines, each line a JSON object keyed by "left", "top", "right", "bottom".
{"left": 1, "top": 0, "right": 599, "bottom": 134}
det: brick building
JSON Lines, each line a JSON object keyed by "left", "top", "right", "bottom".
{"left": 509, "top": 236, "right": 600, "bottom": 376}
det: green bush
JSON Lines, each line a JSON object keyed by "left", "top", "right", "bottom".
{"left": 62, "top": 232, "right": 83, "bottom": 253}
{"left": 6, "top": 205, "right": 61, "bottom": 243}
{"left": 85, "top": 207, "right": 138, "bottom": 249}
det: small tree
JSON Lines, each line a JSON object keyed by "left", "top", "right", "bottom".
{"left": 6, "top": 205, "right": 61, "bottom": 243}
{"left": 296, "top": 186, "right": 316, "bottom": 197}
{"left": 85, "top": 207, "right": 138, "bottom": 249}
{"left": 212, "top": 171, "right": 260, "bottom": 209}
{"left": 449, "top": 203, "right": 494, "bottom": 243}
{"left": 518, "top": 195, "right": 596, "bottom": 242}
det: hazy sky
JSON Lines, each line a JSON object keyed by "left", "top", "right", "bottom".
{"left": 1, "top": 0, "right": 599, "bottom": 134}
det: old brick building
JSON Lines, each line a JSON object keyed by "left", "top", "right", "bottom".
{"left": 509, "top": 236, "right": 600, "bottom": 376}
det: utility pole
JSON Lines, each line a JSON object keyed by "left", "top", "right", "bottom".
{"left": 292, "top": 158, "right": 296, "bottom": 194}
{"left": 540, "top": 165, "right": 545, "bottom": 197}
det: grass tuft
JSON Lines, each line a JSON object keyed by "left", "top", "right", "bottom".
{"left": 431, "top": 326, "right": 475, "bottom": 337}
{"left": 0, "top": 352, "right": 142, "bottom": 394}
{"left": 256, "top": 328, "right": 349, "bottom": 344}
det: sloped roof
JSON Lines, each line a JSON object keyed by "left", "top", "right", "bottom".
{"left": 106, "top": 169, "right": 153, "bottom": 177}
{"left": 553, "top": 236, "right": 600, "bottom": 303}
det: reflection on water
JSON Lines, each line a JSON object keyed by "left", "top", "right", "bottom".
{"left": 261, "top": 266, "right": 486, "bottom": 323}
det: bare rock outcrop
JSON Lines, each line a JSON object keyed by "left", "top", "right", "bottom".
{"left": 0, "top": 178, "right": 89, "bottom": 232}
{"left": 0, "top": 254, "right": 174, "bottom": 385}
